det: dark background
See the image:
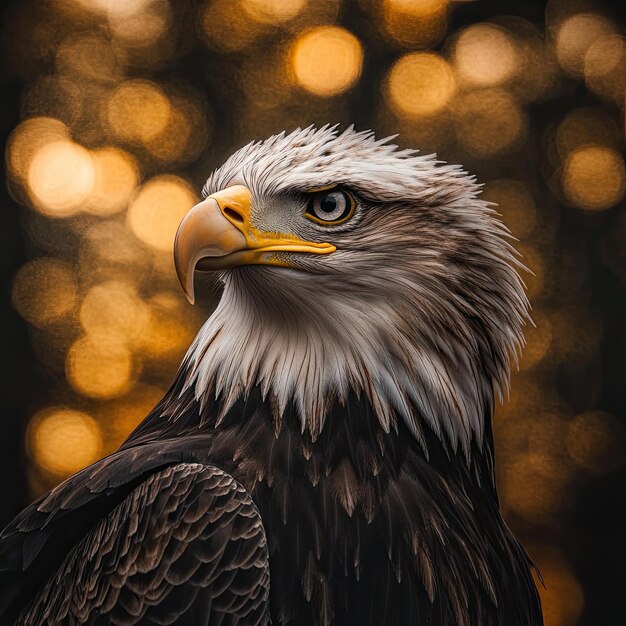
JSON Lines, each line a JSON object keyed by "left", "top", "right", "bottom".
{"left": 1, "top": 1, "right": 625, "bottom": 624}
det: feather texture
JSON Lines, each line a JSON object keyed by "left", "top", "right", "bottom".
{"left": 188, "top": 126, "right": 530, "bottom": 459}
{"left": 0, "top": 126, "right": 541, "bottom": 626}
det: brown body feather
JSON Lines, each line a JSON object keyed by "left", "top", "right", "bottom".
{"left": 0, "top": 127, "right": 542, "bottom": 625}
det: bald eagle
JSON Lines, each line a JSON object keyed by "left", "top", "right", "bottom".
{"left": 0, "top": 126, "right": 542, "bottom": 625}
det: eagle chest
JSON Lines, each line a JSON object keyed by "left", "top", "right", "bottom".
{"left": 250, "top": 473, "right": 431, "bottom": 626}
{"left": 215, "top": 405, "right": 435, "bottom": 626}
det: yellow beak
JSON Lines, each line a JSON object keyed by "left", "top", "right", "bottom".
{"left": 174, "top": 185, "right": 336, "bottom": 303}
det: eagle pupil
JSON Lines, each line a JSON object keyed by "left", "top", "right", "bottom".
{"left": 307, "top": 189, "right": 352, "bottom": 223}
{"left": 321, "top": 195, "right": 337, "bottom": 213}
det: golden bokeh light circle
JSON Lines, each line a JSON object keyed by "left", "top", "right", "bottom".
{"left": 555, "top": 13, "right": 616, "bottom": 76}
{"left": 145, "top": 105, "right": 192, "bottom": 163}
{"left": 555, "top": 108, "right": 621, "bottom": 162}
{"left": 12, "top": 258, "right": 78, "bottom": 328}
{"left": 106, "top": 80, "right": 171, "bottom": 144}
{"left": 201, "top": 0, "right": 263, "bottom": 53}
{"left": 108, "top": 0, "right": 171, "bottom": 48}
{"left": 502, "top": 457, "right": 564, "bottom": 523}
{"left": 454, "top": 23, "right": 519, "bottom": 87}
{"left": 56, "top": 34, "right": 120, "bottom": 82}
{"left": 143, "top": 94, "right": 209, "bottom": 165}
{"left": 77, "top": 0, "right": 154, "bottom": 18}
{"left": 381, "top": 0, "right": 448, "bottom": 49}
{"left": 85, "top": 147, "right": 140, "bottom": 216}
{"left": 566, "top": 411, "right": 626, "bottom": 473}
{"left": 584, "top": 34, "right": 625, "bottom": 79}
{"left": 242, "top": 0, "right": 307, "bottom": 23}
{"left": 387, "top": 52, "right": 455, "bottom": 118}
{"left": 583, "top": 35, "right": 626, "bottom": 102}
{"left": 79, "top": 280, "right": 151, "bottom": 346}
{"left": 27, "top": 140, "right": 96, "bottom": 217}
{"left": 7, "top": 117, "right": 69, "bottom": 184}
{"left": 66, "top": 336, "right": 135, "bottom": 399}
{"left": 291, "top": 26, "right": 363, "bottom": 97}
{"left": 454, "top": 89, "right": 526, "bottom": 158}
{"left": 27, "top": 407, "right": 103, "bottom": 477}
{"left": 127, "top": 175, "right": 198, "bottom": 251}
{"left": 562, "top": 145, "right": 626, "bottom": 211}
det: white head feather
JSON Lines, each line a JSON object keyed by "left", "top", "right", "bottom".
{"left": 181, "top": 126, "right": 529, "bottom": 460}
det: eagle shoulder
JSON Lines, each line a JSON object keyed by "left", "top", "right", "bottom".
{"left": 2, "top": 460, "right": 270, "bottom": 625}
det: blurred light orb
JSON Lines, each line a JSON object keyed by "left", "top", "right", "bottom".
{"left": 555, "top": 13, "right": 616, "bottom": 76}
{"left": 67, "top": 336, "right": 135, "bottom": 399}
{"left": 562, "top": 145, "right": 626, "bottom": 211}
{"left": 56, "top": 34, "right": 120, "bottom": 82}
{"left": 143, "top": 94, "right": 209, "bottom": 165}
{"left": 27, "top": 140, "right": 96, "bottom": 217}
{"left": 106, "top": 80, "right": 171, "bottom": 145}
{"left": 27, "top": 408, "right": 103, "bottom": 477}
{"left": 584, "top": 34, "right": 625, "bottom": 79}
{"left": 144, "top": 99, "right": 192, "bottom": 163}
{"left": 128, "top": 175, "right": 197, "bottom": 251}
{"left": 556, "top": 108, "right": 621, "bottom": 161}
{"left": 454, "top": 89, "right": 526, "bottom": 158}
{"left": 79, "top": 0, "right": 154, "bottom": 18}
{"left": 242, "top": 0, "right": 306, "bottom": 23}
{"left": 387, "top": 52, "right": 455, "bottom": 118}
{"left": 454, "top": 23, "right": 519, "bottom": 87}
{"left": 202, "top": 0, "right": 262, "bottom": 53}
{"left": 7, "top": 117, "right": 69, "bottom": 184}
{"left": 566, "top": 411, "right": 626, "bottom": 473}
{"left": 108, "top": 0, "right": 171, "bottom": 48}
{"left": 382, "top": 0, "right": 448, "bottom": 49}
{"left": 85, "top": 147, "right": 139, "bottom": 216}
{"left": 502, "top": 457, "right": 564, "bottom": 523}
{"left": 584, "top": 35, "right": 626, "bottom": 102}
{"left": 512, "top": 28, "right": 559, "bottom": 103}
{"left": 291, "top": 26, "right": 363, "bottom": 97}
{"left": 80, "top": 280, "right": 151, "bottom": 346}
{"left": 12, "top": 259, "right": 78, "bottom": 328}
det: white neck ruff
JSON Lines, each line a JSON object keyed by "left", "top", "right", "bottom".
{"left": 181, "top": 268, "right": 496, "bottom": 460}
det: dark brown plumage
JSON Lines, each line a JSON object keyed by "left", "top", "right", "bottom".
{"left": 0, "top": 127, "right": 543, "bottom": 625}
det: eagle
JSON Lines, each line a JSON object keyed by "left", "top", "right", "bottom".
{"left": 0, "top": 126, "right": 543, "bottom": 626}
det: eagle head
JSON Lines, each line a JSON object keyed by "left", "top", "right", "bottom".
{"left": 174, "top": 125, "right": 529, "bottom": 457}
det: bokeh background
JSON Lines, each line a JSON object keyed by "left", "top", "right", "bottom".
{"left": 1, "top": 0, "right": 625, "bottom": 623}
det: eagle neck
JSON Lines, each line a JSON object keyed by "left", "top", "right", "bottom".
{"left": 181, "top": 269, "right": 495, "bottom": 464}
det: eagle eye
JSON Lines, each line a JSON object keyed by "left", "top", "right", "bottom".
{"left": 306, "top": 189, "right": 355, "bottom": 225}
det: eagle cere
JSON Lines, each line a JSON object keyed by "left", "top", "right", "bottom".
{"left": 0, "top": 126, "right": 542, "bottom": 626}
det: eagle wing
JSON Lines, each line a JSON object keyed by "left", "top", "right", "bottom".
{"left": 0, "top": 442, "right": 270, "bottom": 625}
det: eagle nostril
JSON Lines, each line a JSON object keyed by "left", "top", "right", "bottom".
{"left": 223, "top": 207, "right": 245, "bottom": 224}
